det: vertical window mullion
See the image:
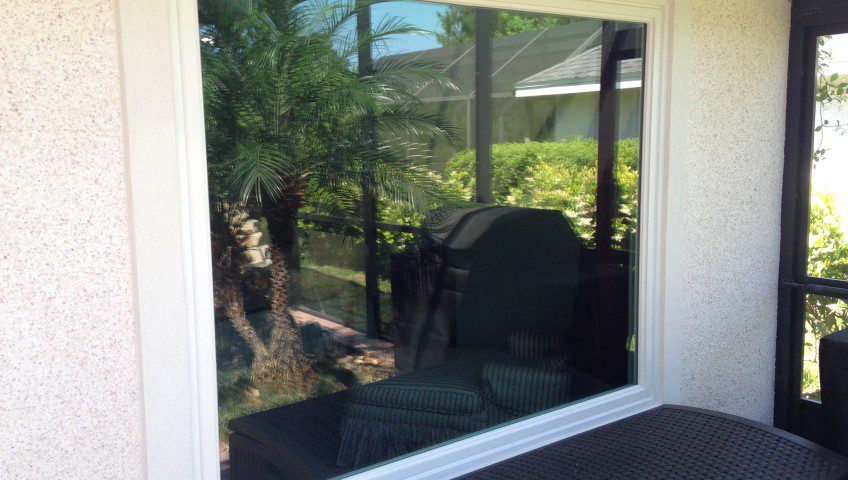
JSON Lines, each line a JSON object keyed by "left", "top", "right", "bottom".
{"left": 358, "top": 4, "right": 382, "bottom": 339}
{"left": 474, "top": 9, "right": 494, "bottom": 204}
{"left": 596, "top": 21, "right": 618, "bottom": 260}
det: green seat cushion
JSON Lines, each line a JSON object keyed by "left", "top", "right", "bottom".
{"left": 349, "top": 362, "right": 487, "bottom": 415}
{"left": 483, "top": 362, "right": 571, "bottom": 415}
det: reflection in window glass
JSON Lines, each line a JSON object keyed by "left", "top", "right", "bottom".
{"left": 372, "top": 1, "right": 476, "bottom": 177}
{"left": 199, "top": 1, "right": 645, "bottom": 477}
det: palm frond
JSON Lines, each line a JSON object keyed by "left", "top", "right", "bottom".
{"left": 376, "top": 106, "right": 463, "bottom": 147}
{"left": 228, "top": 143, "right": 292, "bottom": 204}
{"left": 201, "top": 0, "right": 464, "bottom": 228}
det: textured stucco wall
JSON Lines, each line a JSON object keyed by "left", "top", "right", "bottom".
{"left": 0, "top": 0, "right": 792, "bottom": 477}
{"left": 663, "top": 0, "right": 791, "bottom": 423}
{"left": 0, "top": 1, "right": 145, "bottom": 478}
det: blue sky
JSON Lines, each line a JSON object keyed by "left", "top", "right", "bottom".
{"left": 371, "top": 1, "right": 448, "bottom": 54}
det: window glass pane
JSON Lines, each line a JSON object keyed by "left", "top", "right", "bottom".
{"left": 199, "top": 2, "right": 644, "bottom": 477}
{"left": 803, "top": 294, "right": 848, "bottom": 401}
{"left": 809, "top": 34, "right": 848, "bottom": 281}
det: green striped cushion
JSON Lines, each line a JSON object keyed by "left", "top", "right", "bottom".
{"left": 483, "top": 362, "right": 571, "bottom": 414}
{"left": 508, "top": 331, "right": 565, "bottom": 360}
{"left": 349, "top": 363, "right": 486, "bottom": 415}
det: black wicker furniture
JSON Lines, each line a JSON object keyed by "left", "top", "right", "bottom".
{"left": 457, "top": 405, "right": 848, "bottom": 480}
{"left": 821, "top": 328, "right": 848, "bottom": 457}
{"left": 228, "top": 403, "right": 848, "bottom": 479}
{"left": 228, "top": 391, "right": 350, "bottom": 480}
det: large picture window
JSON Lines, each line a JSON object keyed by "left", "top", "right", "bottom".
{"left": 197, "top": 1, "right": 645, "bottom": 477}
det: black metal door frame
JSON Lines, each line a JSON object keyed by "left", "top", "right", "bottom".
{"left": 775, "top": 0, "right": 848, "bottom": 441}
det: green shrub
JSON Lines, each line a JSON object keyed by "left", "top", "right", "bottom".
{"left": 802, "top": 193, "right": 848, "bottom": 400}
{"left": 445, "top": 139, "right": 640, "bottom": 246}
{"left": 806, "top": 193, "right": 848, "bottom": 345}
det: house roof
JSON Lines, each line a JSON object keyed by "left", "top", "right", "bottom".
{"left": 376, "top": 20, "right": 605, "bottom": 100}
{"left": 513, "top": 45, "right": 643, "bottom": 92}
{"left": 376, "top": 21, "right": 643, "bottom": 101}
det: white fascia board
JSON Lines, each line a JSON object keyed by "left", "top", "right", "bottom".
{"left": 515, "top": 80, "right": 643, "bottom": 98}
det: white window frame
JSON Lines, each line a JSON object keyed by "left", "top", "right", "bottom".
{"left": 118, "top": 0, "right": 672, "bottom": 478}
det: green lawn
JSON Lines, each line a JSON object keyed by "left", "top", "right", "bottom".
{"left": 299, "top": 262, "right": 394, "bottom": 336}
{"left": 803, "top": 329, "right": 823, "bottom": 402}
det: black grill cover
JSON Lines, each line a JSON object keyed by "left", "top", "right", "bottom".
{"left": 392, "top": 206, "right": 582, "bottom": 366}
{"left": 425, "top": 206, "right": 582, "bottom": 271}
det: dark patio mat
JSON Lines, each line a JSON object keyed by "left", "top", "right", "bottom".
{"left": 458, "top": 405, "right": 848, "bottom": 480}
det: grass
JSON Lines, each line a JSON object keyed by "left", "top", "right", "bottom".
{"left": 299, "top": 262, "right": 394, "bottom": 336}
{"left": 302, "top": 262, "right": 391, "bottom": 293}
{"left": 803, "top": 360, "right": 822, "bottom": 402}
{"left": 803, "top": 328, "right": 823, "bottom": 402}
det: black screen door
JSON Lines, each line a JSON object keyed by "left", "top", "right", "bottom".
{"left": 775, "top": 1, "right": 848, "bottom": 441}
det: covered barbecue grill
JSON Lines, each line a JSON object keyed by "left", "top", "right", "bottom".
{"left": 392, "top": 206, "right": 584, "bottom": 369}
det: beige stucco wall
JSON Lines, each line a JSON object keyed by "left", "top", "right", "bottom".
{"left": 0, "top": 0, "right": 792, "bottom": 477}
{"left": 663, "top": 0, "right": 791, "bottom": 423}
{"left": 0, "top": 0, "right": 144, "bottom": 478}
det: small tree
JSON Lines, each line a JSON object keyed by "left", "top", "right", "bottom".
{"left": 805, "top": 193, "right": 848, "bottom": 360}
{"left": 435, "top": 7, "right": 576, "bottom": 46}
{"left": 201, "top": 0, "right": 461, "bottom": 382}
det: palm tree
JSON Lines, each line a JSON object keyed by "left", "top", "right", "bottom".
{"left": 201, "top": 0, "right": 461, "bottom": 382}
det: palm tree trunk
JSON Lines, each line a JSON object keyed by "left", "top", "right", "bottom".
{"left": 256, "top": 198, "right": 309, "bottom": 383}
{"left": 218, "top": 281, "right": 272, "bottom": 382}
{"left": 266, "top": 242, "right": 308, "bottom": 367}
{"left": 357, "top": 8, "right": 382, "bottom": 340}
{"left": 210, "top": 216, "right": 276, "bottom": 383}
{"left": 264, "top": 197, "right": 303, "bottom": 303}
{"left": 212, "top": 201, "right": 306, "bottom": 384}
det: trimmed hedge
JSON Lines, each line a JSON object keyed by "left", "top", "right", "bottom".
{"left": 445, "top": 139, "right": 640, "bottom": 245}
